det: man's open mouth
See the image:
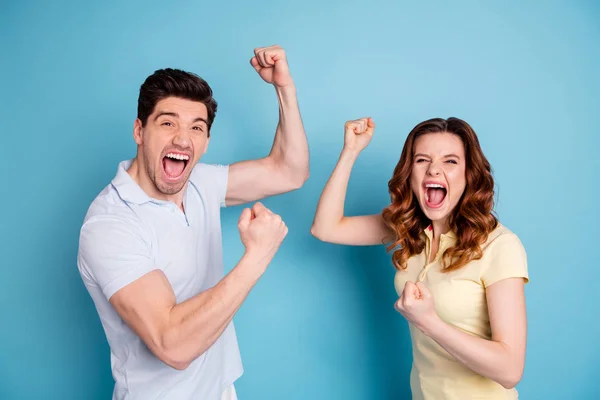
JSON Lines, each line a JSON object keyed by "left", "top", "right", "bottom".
{"left": 162, "top": 152, "right": 190, "bottom": 179}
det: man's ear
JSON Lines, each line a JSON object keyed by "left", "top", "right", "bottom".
{"left": 133, "top": 119, "right": 143, "bottom": 145}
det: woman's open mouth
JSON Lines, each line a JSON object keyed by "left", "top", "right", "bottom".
{"left": 424, "top": 182, "right": 447, "bottom": 209}
{"left": 162, "top": 152, "right": 190, "bottom": 181}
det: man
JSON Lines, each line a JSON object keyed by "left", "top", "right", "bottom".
{"left": 77, "top": 45, "right": 309, "bottom": 400}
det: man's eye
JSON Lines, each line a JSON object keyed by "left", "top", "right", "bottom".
{"left": 162, "top": 122, "right": 173, "bottom": 127}
{"left": 192, "top": 126, "right": 204, "bottom": 131}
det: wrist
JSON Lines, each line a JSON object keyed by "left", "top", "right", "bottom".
{"left": 274, "top": 81, "right": 296, "bottom": 93}
{"left": 240, "top": 248, "right": 271, "bottom": 273}
{"left": 341, "top": 147, "right": 360, "bottom": 161}
{"left": 420, "top": 313, "right": 444, "bottom": 338}
{"left": 275, "top": 83, "right": 297, "bottom": 109}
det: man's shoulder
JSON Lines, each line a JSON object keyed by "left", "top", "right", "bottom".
{"left": 189, "top": 162, "right": 229, "bottom": 185}
{"left": 188, "top": 162, "right": 229, "bottom": 206}
{"left": 81, "top": 182, "right": 144, "bottom": 233}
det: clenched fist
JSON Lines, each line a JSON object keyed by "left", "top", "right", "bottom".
{"left": 344, "top": 117, "right": 375, "bottom": 153}
{"left": 250, "top": 45, "right": 293, "bottom": 88}
{"left": 238, "top": 202, "right": 288, "bottom": 266}
{"left": 394, "top": 281, "right": 438, "bottom": 333}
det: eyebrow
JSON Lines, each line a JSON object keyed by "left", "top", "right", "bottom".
{"left": 414, "top": 153, "right": 461, "bottom": 159}
{"left": 154, "top": 111, "right": 208, "bottom": 125}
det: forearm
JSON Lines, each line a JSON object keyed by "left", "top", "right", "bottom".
{"left": 311, "top": 149, "right": 359, "bottom": 234}
{"left": 424, "top": 317, "right": 523, "bottom": 388}
{"left": 161, "top": 252, "right": 267, "bottom": 368}
{"left": 269, "top": 84, "right": 309, "bottom": 182}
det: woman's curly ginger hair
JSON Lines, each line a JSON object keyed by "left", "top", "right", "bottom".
{"left": 382, "top": 117, "right": 498, "bottom": 272}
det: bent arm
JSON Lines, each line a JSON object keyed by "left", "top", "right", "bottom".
{"left": 311, "top": 148, "right": 392, "bottom": 245}
{"left": 110, "top": 252, "right": 268, "bottom": 370}
{"left": 423, "top": 278, "right": 527, "bottom": 389}
{"left": 225, "top": 84, "right": 309, "bottom": 206}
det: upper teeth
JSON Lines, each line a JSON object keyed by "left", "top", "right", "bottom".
{"left": 166, "top": 153, "right": 189, "bottom": 161}
{"left": 426, "top": 183, "right": 444, "bottom": 188}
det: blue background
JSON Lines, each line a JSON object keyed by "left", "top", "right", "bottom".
{"left": 1, "top": 0, "right": 599, "bottom": 399}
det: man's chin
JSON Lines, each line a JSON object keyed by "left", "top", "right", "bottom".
{"left": 156, "top": 181, "right": 186, "bottom": 196}
{"left": 156, "top": 169, "right": 191, "bottom": 195}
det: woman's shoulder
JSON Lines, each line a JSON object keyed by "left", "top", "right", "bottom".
{"left": 482, "top": 222, "right": 526, "bottom": 254}
{"left": 478, "top": 222, "right": 529, "bottom": 286}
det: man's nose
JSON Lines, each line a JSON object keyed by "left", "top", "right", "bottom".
{"left": 172, "top": 129, "right": 191, "bottom": 148}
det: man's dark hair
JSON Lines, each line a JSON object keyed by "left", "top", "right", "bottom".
{"left": 137, "top": 68, "right": 218, "bottom": 134}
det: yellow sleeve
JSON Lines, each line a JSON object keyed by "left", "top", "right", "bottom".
{"left": 481, "top": 233, "right": 529, "bottom": 287}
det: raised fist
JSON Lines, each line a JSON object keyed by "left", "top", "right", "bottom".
{"left": 250, "top": 45, "right": 293, "bottom": 88}
{"left": 344, "top": 117, "right": 375, "bottom": 153}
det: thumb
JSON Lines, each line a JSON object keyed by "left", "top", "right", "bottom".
{"left": 394, "top": 297, "right": 403, "bottom": 313}
{"left": 404, "top": 280, "right": 416, "bottom": 295}
{"left": 250, "top": 57, "right": 262, "bottom": 72}
{"left": 416, "top": 282, "right": 432, "bottom": 299}
{"left": 403, "top": 281, "right": 416, "bottom": 306}
{"left": 272, "top": 55, "right": 290, "bottom": 74}
{"left": 238, "top": 208, "right": 252, "bottom": 231}
{"left": 344, "top": 120, "right": 360, "bottom": 135}
{"left": 252, "top": 201, "right": 267, "bottom": 216}
{"left": 365, "top": 117, "right": 376, "bottom": 136}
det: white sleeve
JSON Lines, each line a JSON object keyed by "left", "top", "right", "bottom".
{"left": 77, "top": 216, "right": 156, "bottom": 300}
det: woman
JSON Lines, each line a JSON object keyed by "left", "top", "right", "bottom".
{"left": 311, "top": 117, "right": 528, "bottom": 399}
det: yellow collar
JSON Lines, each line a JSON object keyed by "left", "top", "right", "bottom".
{"left": 423, "top": 224, "right": 457, "bottom": 241}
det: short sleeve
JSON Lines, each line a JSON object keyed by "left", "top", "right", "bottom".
{"left": 190, "top": 163, "right": 230, "bottom": 208}
{"left": 77, "top": 216, "right": 156, "bottom": 300}
{"left": 481, "top": 233, "right": 529, "bottom": 288}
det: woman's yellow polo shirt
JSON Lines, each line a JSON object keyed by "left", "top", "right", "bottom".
{"left": 394, "top": 223, "right": 529, "bottom": 399}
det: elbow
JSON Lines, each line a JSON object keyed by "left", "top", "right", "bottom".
{"left": 499, "top": 366, "right": 524, "bottom": 389}
{"left": 500, "top": 379, "right": 519, "bottom": 390}
{"left": 310, "top": 223, "right": 334, "bottom": 243}
{"left": 154, "top": 344, "right": 192, "bottom": 371}
{"left": 151, "top": 327, "right": 216, "bottom": 371}
{"left": 310, "top": 224, "right": 322, "bottom": 240}
{"left": 311, "top": 215, "right": 345, "bottom": 242}
{"left": 289, "top": 169, "right": 309, "bottom": 191}
{"left": 310, "top": 219, "right": 328, "bottom": 241}
{"left": 501, "top": 375, "right": 523, "bottom": 390}
{"left": 159, "top": 353, "right": 192, "bottom": 371}
{"left": 150, "top": 331, "right": 193, "bottom": 371}
{"left": 271, "top": 156, "right": 309, "bottom": 192}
